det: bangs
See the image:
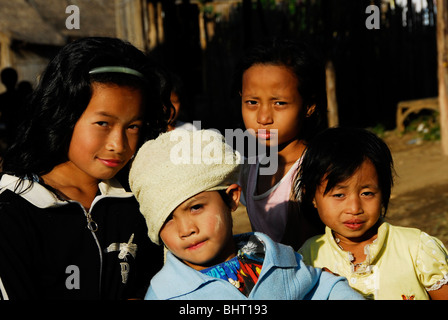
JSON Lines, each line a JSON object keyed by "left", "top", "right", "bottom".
{"left": 322, "top": 155, "right": 367, "bottom": 195}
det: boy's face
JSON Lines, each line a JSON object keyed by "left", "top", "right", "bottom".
{"left": 160, "top": 185, "right": 240, "bottom": 271}
{"left": 313, "top": 159, "right": 382, "bottom": 243}
{"left": 241, "top": 64, "right": 310, "bottom": 147}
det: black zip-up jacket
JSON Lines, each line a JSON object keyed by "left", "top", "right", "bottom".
{"left": 0, "top": 174, "right": 163, "bottom": 300}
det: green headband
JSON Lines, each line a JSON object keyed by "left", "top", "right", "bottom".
{"left": 89, "top": 66, "right": 144, "bottom": 79}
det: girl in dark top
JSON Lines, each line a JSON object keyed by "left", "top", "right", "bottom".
{"left": 0, "top": 37, "right": 171, "bottom": 300}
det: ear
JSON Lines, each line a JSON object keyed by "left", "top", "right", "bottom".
{"left": 306, "top": 104, "right": 316, "bottom": 118}
{"left": 225, "top": 184, "right": 242, "bottom": 211}
{"left": 312, "top": 198, "right": 317, "bottom": 208}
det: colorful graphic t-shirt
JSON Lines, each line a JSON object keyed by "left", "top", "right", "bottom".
{"left": 200, "top": 234, "right": 265, "bottom": 296}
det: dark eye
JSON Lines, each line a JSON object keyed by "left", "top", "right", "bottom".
{"left": 191, "top": 204, "right": 203, "bottom": 212}
{"left": 96, "top": 121, "right": 108, "bottom": 127}
{"left": 128, "top": 124, "right": 141, "bottom": 132}
{"left": 274, "top": 101, "right": 287, "bottom": 106}
{"left": 244, "top": 100, "right": 258, "bottom": 108}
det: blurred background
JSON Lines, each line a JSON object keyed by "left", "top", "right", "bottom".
{"left": 0, "top": 0, "right": 447, "bottom": 245}
{"left": 0, "top": 0, "right": 440, "bottom": 131}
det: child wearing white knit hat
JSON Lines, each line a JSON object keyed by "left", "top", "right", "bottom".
{"left": 129, "top": 129, "right": 363, "bottom": 300}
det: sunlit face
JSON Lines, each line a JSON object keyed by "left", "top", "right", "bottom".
{"left": 160, "top": 187, "right": 240, "bottom": 271}
{"left": 170, "top": 91, "right": 181, "bottom": 122}
{"left": 313, "top": 160, "right": 382, "bottom": 243}
{"left": 67, "top": 83, "right": 144, "bottom": 182}
{"left": 241, "top": 64, "right": 308, "bottom": 147}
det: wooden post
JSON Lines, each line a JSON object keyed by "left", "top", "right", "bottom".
{"left": 157, "top": 2, "right": 164, "bottom": 45}
{"left": 437, "top": 0, "right": 448, "bottom": 156}
{"left": 199, "top": 8, "right": 207, "bottom": 51}
{"left": 147, "top": 2, "right": 157, "bottom": 51}
{"left": 115, "top": 0, "right": 146, "bottom": 52}
{"left": 326, "top": 60, "right": 339, "bottom": 127}
{"left": 0, "top": 32, "right": 13, "bottom": 93}
{"left": 0, "top": 32, "right": 13, "bottom": 68}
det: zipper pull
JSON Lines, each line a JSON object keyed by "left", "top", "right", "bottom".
{"left": 86, "top": 212, "right": 98, "bottom": 232}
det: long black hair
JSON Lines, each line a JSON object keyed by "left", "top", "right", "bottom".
{"left": 2, "top": 37, "right": 172, "bottom": 181}
{"left": 295, "top": 127, "right": 395, "bottom": 217}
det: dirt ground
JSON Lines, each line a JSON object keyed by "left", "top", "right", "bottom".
{"left": 383, "top": 131, "right": 448, "bottom": 248}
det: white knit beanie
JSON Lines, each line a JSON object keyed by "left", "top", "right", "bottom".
{"left": 129, "top": 129, "right": 241, "bottom": 245}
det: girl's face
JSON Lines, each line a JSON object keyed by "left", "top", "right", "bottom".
{"left": 170, "top": 91, "right": 181, "bottom": 121}
{"left": 67, "top": 83, "right": 144, "bottom": 182}
{"left": 168, "top": 91, "right": 181, "bottom": 131}
{"left": 241, "top": 64, "right": 309, "bottom": 147}
{"left": 160, "top": 186, "right": 240, "bottom": 271}
{"left": 313, "top": 160, "right": 382, "bottom": 243}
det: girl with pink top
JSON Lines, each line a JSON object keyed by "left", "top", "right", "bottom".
{"left": 235, "top": 38, "right": 327, "bottom": 250}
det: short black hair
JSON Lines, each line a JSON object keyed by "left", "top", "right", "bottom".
{"left": 295, "top": 127, "right": 395, "bottom": 216}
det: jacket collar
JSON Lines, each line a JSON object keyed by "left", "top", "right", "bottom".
{"left": 150, "top": 232, "right": 298, "bottom": 299}
{"left": 0, "top": 174, "right": 133, "bottom": 209}
{"left": 324, "top": 220, "right": 389, "bottom": 268}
